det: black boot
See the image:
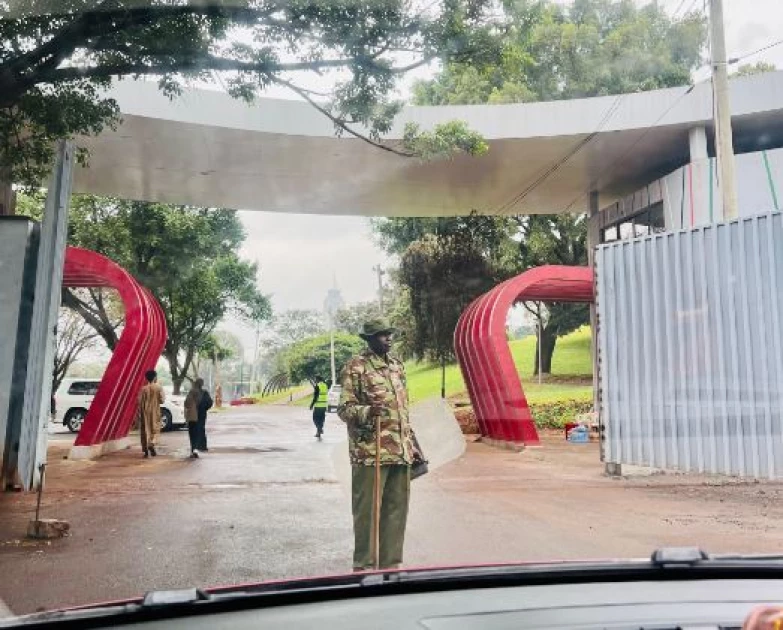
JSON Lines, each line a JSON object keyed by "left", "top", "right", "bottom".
{"left": 143, "top": 449, "right": 149, "bottom": 458}
{"left": 149, "top": 446, "right": 157, "bottom": 457}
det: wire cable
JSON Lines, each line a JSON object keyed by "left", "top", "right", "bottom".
{"left": 560, "top": 81, "right": 700, "bottom": 214}
{"left": 490, "top": 93, "right": 626, "bottom": 216}
{"left": 728, "top": 38, "right": 783, "bottom": 65}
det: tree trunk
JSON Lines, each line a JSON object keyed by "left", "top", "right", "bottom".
{"left": 533, "top": 326, "right": 558, "bottom": 376}
{"left": 0, "top": 172, "right": 16, "bottom": 216}
{"left": 62, "top": 289, "right": 120, "bottom": 351}
{"left": 164, "top": 347, "right": 184, "bottom": 395}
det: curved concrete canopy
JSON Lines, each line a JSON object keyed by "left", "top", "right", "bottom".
{"left": 72, "top": 71, "right": 783, "bottom": 216}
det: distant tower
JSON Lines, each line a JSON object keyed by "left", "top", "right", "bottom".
{"left": 324, "top": 273, "right": 345, "bottom": 320}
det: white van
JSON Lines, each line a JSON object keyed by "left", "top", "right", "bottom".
{"left": 54, "top": 378, "right": 186, "bottom": 433}
{"left": 327, "top": 384, "right": 342, "bottom": 413}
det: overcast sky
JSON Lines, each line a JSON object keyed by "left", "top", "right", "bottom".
{"left": 222, "top": 0, "right": 783, "bottom": 355}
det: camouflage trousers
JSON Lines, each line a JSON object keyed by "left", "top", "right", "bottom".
{"left": 351, "top": 464, "right": 410, "bottom": 570}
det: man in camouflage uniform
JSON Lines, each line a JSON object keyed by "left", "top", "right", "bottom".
{"left": 338, "top": 318, "right": 414, "bottom": 571}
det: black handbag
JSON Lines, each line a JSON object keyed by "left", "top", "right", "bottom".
{"left": 410, "top": 431, "right": 429, "bottom": 480}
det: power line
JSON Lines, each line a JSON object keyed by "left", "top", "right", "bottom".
{"left": 561, "top": 82, "right": 699, "bottom": 214}
{"left": 728, "top": 38, "right": 783, "bottom": 65}
{"left": 491, "top": 93, "right": 626, "bottom": 216}
{"left": 671, "top": 0, "right": 702, "bottom": 21}
{"left": 671, "top": 0, "right": 690, "bottom": 19}
{"left": 212, "top": 69, "right": 229, "bottom": 92}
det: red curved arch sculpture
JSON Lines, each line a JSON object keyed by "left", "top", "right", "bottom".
{"left": 63, "top": 247, "right": 167, "bottom": 457}
{"left": 454, "top": 265, "right": 594, "bottom": 447}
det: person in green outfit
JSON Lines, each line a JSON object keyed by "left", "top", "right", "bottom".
{"left": 337, "top": 318, "right": 419, "bottom": 571}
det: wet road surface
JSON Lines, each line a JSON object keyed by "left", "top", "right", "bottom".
{"left": 3, "top": 405, "right": 783, "bottom": 615}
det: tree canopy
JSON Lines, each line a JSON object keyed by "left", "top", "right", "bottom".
{"left": 516, "top": 215, "right": 589, "bottom": 373}
{"left": 377, "top": 0, "right": 708, "bottom": 372}
{"left": 394, "top": 214, "right": 516, "bottom": 361}
{"left": 733, "top": 61, "right": 777, "bottom": 77}
{"left": 282, "top": 332, "right": 365, "bottom": 384}
{"left": 19, "top": 193, "right": 270, "bottom": 392}
{"left": 412, "top": 0, "right": 706, "bottom": 106}
{"left": 0, "top": 0, "right": 501, "bottom": 209}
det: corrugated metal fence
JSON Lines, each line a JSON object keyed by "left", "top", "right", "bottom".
{"left": 596, "top": 212, "right": 783, "bottom": 478}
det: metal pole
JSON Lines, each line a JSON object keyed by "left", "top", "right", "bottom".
{"left": 537, "top": 303, "right": 543, "bottom": 386}
{"left": 329, "top": 321, "right": 336, "bottom": 385}
{"left": 250, "top": 322, "right": 261, "bottom": 393}
{"left": 373, "top": 265, "right": 385, "bottom": 313}
{"left": 709, "top": 0, "right": 738, "bottom": 220}
{"left": 441, "top": 356, "right": 446, "bottom": 399}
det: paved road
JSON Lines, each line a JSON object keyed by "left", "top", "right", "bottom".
{"left": 3, "top": 405, "right": 783, "bottom": 615}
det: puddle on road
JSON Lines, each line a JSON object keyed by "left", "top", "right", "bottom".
{"left": 183, "top": 478, "right": 338, "bottom": 490}
{"left": 206, "top": 446, "right": 291, "bottom": 454}
{"left": 190, "top": 483, "right": 248, "bottom": 490}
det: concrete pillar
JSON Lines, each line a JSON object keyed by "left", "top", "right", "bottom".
{"left": 587, "top": 190, "right": 601, "bottom": 266}
{"left": 689, "top": 126, "right": 708, "bottom": 162}
{"left": 7, "top": 141, "right": 73, "bottom": 490}
{"left": 587, "top": 191, "right": 605, "bottom": 463}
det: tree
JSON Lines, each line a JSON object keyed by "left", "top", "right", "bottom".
{"left": 412, "top": 0, "right": 706, "bottom": 106}
{"left": 398, "top": 215, "right": 514, "bottom": 362}
{"left": 373, "top": 213, "right": 517, "bottom": 362}
{"left": 282, "top": 333, "right": 365, "bottom": 384}
{"left": 62, "top": 288, "right": 124, "bottom": 351}
{"left": 333, "top": 301, "right": 382, "bottom": 335}
{"left": 53, "top": 302, "right": 100, "bottom": 392}
{"left": 1, "top": 1, "right": 501, "bottom": 213}
{"left": 192, "top": 331, "right": 237, "bottom": 382}
{"left": 268, "top": 309, "right": 325, "bottom": 345}
{"left": 406, "top": 0, "right": 707, "bottom": 372}
{"left": 517, "top": 215, "right": 589, "bottom": 374}
{"left": 19, "top": 193, "right": 271, "bottom": 393}
{"left": 733, "top": 61, "right": 776, "bottom": 77}
{"left": 254, "top": 309, "right": 326, "bottom": 380}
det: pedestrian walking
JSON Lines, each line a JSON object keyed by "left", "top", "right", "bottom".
{"left": 196, "top": 381, "right": 213, "bottom": 452}
{"left": 309, "top": 375, "right": 329, "bottom": 439}
{"left": 184, "top": 379, "right": 203, "bottom": 458}
{"left": 337, "top": 318, "right": 424, "bottom": 571}
{"left": 138, "top": 369, "right": 164, "bottom": 458}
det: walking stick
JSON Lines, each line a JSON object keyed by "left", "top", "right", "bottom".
{"left": 373, "top": 412, "right": 381, "bottom": 570}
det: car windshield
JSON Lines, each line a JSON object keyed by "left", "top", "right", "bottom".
{"left": 1, "top": 0, "right": 782, "bottom": 618}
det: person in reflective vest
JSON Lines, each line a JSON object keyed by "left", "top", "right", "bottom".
{"left": 310, "top": 375, "right": 329, "bottom": 439}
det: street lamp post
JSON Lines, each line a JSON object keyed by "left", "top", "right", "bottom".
{"left": 324, "top": 280, "right": 345, "bottom": 385}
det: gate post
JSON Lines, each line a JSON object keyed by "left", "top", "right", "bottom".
{"left": 15, "top": 141, "right": 73, "bottom": 490}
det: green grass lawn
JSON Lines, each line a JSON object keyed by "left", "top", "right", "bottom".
{"left": 406, "top": 326, "right": 593, "bottom": 404}
{"left": 253, "top": 386, "right": 310, "bottom": 405}
{"left": 271, "top": 327, "right": 593, "bottom": 408}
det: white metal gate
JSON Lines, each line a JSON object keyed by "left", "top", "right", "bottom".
{"left": 596, "top": 212, "right": 783, "bottom": 478}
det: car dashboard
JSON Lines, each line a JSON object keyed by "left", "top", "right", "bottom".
{"left": 7, "top": 576, "right": 783, "bottom": 630}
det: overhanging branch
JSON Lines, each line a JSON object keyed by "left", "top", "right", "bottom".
{"left": 39, "top": 55, "right": 359, "bottom": 84}
{"left": 271, "top": 76, "right": 414, "bottom": 158}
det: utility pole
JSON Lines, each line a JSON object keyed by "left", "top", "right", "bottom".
{"left": 324, "top": 277, "right": 344, "bottom": 385}
{"left": 250, "top": 321, "right": 261, "bottom": 394}
{"left": 372, "top": 264, "right": 385, "bottom": 313}
{"left": 709, "top": 0, "right": 739, "bottom": 220}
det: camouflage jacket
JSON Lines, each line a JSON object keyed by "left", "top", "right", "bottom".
{"left": 337, "top": 349, "right": 414, "bottom": 466}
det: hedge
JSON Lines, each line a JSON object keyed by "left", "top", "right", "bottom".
{"left": 451, "top": 399, "right": 594, "bottom": 433}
